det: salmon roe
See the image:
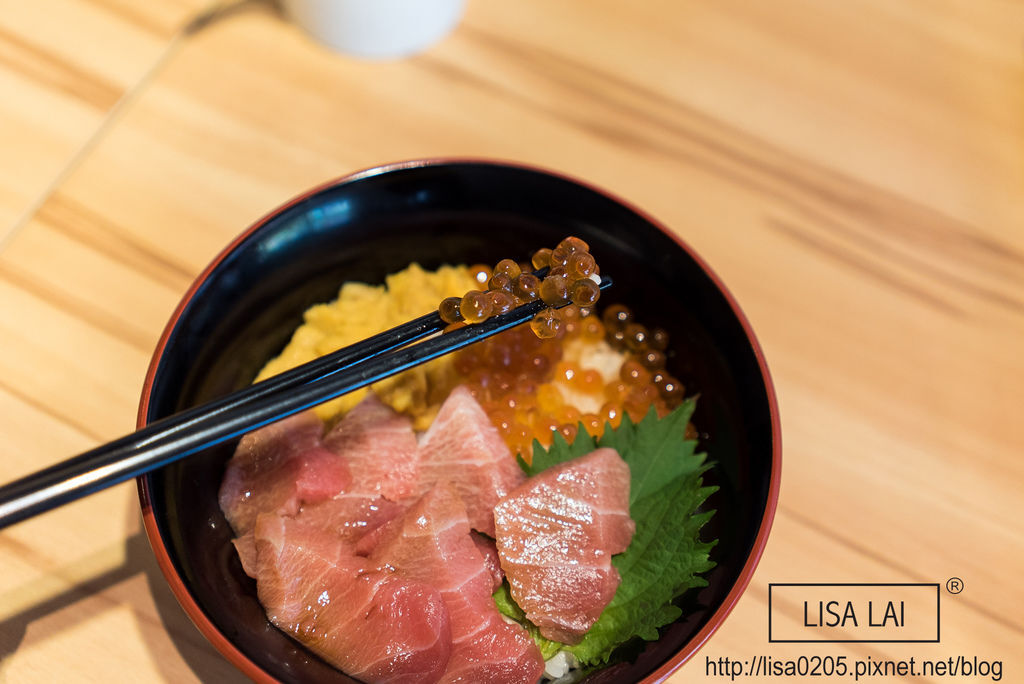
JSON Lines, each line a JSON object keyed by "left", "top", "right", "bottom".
{"left": 438, "top": 236, "right": 604, "bottom": 337}
{"left": 440, "top": 241, "right": 692, "bottom": 462}
{"left": 452, "top": 298, "right": 692, "bottom": 464}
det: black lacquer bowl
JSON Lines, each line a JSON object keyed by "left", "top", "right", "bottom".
{"left": 137, "top": 159, "right": 781, "bottom": 683}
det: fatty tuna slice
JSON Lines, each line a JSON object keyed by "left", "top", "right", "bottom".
{"left": 369, "top": 483, "right": 544, "bottom": 684}
{"left": 231, "top": 534, "right": 259, "bottom": 578}
{"left": 292, "top": 394, "right": 421, "bottom": 557}
{"left": 297, "top": 493, "right": 406, "bottom": 550}
{"left": 493, "top": 447, "right": 635, "bottom": 644}
{"left": 325, "top": 394, "right": 419, "bottom": 501}
{"left": 417, "top": 386, "right": 525, "bottom": 536}
{"left": 218, "top": 411, "right": 349, "bottom": 536}
{"left": 471, "top": 532, "right": 504, "bottom": 592}
{"left": 253, "top": 514, "right": 452, "bottom": 684}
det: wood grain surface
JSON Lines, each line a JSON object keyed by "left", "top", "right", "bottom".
{"left": 1, "top": 1, "right": 1021, "bottom": 681}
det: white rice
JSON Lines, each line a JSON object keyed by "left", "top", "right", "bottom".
{"left": 541, "top": 650, "right": 582, "bottom": 683}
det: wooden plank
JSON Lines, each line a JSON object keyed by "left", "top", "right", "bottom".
{"left": 0, "top": 0, "right": 206, "bottom": 234}
{"left": 0, "top": 278, "right": 150, "bottom": 443}
{"left": 0, "top": 215, "right": 186, "bottom": 353}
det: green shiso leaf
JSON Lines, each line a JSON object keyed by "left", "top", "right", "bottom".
{"left": 516, "top": 427, "right": 596, "bottom": 475}
{"left": 500, "top": 398, "right": 718, "bottom": 668}
{"left": 600, "top": 398, "right": 703, "bottom": 504}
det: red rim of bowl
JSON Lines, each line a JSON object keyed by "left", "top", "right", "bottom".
{"left": 136, "top": 157, "right": 782, "bottom": 684}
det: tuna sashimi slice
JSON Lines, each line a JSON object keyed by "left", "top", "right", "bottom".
{"left": 417, "top": 386, "right": 525, "bottom": 536}
{"left": 493, "top": 447, "right": 635, "bottom": 644}
{"left": 471, "top": 532, "right": 504, "bottom": 592}
{"left": 231, "top": 534, "right": 259, "bottom": 578}
{"left": 254, "top": 515, "right": 451, "bottom": 684}
{"left": 369, "top": 483, "right": 544, "bottom": 684}
{"left": 231, "top": 490, "right": 404, "bottom": 579}
{"left": 325, "top": 394, "right": 419, "bottom": 501}
{"left": 297, "top": 493, "right": 406, "bottom": 550}
{"left": 218, "top": 411, "right": 349, "bottom": 536}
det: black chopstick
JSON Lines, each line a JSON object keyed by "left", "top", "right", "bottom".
{"left": 0, "top": 276, "right": 611, "bottom": 529}
{"left": 129, "top": 309, "right": 446, "bottom": 452}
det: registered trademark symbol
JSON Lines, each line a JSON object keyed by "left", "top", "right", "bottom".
{"left": 946, "top": 577, "right": 964, "bottom": 594}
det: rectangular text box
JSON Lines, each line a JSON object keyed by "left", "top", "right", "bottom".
{"left": 769, "top": 583, "right": 940, "bottom": 643}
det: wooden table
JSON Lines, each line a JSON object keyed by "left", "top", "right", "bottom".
{"left": 1, "top": 1, "right": 1020, "bottom": 681}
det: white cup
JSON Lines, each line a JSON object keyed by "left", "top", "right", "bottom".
{"left": 281, "top": 0, "right": 466, "bottom": 59}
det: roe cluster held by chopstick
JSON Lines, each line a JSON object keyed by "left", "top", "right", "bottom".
{"left": 437, "top": 236, "right": 602, "bottom": 339}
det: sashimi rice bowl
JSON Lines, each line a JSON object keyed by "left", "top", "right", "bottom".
{"left": 138, "top": 161, "right": 780, "bottom": 684}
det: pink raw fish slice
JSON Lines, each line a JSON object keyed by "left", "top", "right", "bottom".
{"left": 325, "top": 394, "right": 419, "bottom": 501}
{"left": 494, "top": 447, "right": 635, "bottom": 644}
{"left": 298, "top": 493, "right": 406, "bottom": 550}
{"left": 234, "top": 488, "right": 405, "bottom": 579}
{"left": 369, "top": 483, "right": 544, "bottom": 684}
{"left": 254, "top": 514, "right": 452, "bottom": 684}
{"left": 218, "top": 411, "right": 349, "bottom": 536}
{"left": 417, "top": 386, "right": 525, "bottom": 536}
{"left": 472, "top": 532, "right": 504, "bottom": 591}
